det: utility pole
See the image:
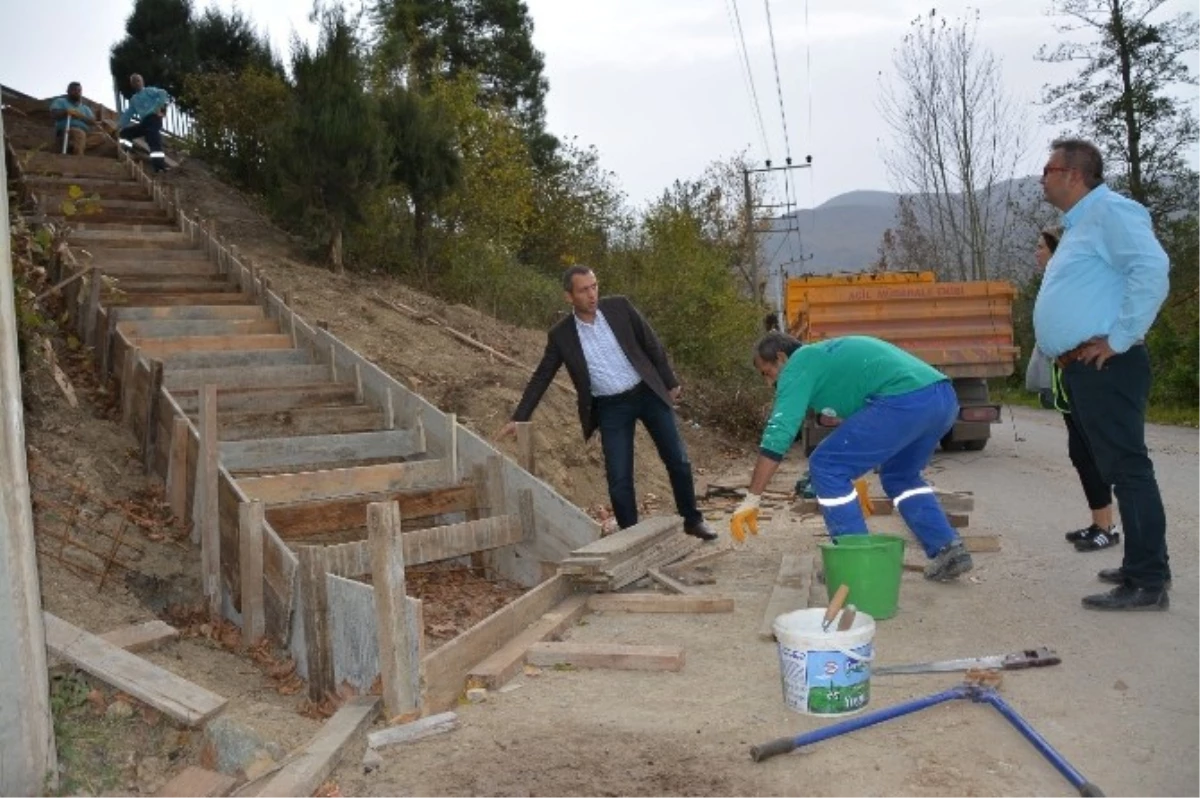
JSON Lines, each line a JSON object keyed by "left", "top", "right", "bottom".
{"left": 0, "top": 110, "right": 58, "bottom": 794}
{"left": 743, "top": 156, "right": 813, "bottom": 323}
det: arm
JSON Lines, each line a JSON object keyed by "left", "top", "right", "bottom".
{"left": 624, "top": 298, "right": 678, "bottom": 391}
{"left": 1103, "top": 202, "right": 1170, "bottom": 354}
{"left": 49, "top": 98, "right": 68, "bottom": 120}
{"left": 512, "top": 337, "right": 564, "bottom": 423}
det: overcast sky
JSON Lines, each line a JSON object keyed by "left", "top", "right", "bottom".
{"left": 2, "top": 0, "right": 1195, "bottom": 210}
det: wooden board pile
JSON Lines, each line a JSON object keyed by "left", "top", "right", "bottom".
{"left": 558, "top": 516, "right": 702, "bottom": 591}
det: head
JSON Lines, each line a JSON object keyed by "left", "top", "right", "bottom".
{"left": 129, "top": 73, "right": 145, "bottom": 92}
{"left": 562, "top": 266, "right": 598, "bottom": 318}
{"left": 1041, "top": 138, "right": 1104, "bottom": 212}
{"left": 752, "top": 332, "right": 803, "bottom": 386}
{"left": 1035, "top": 225, "right": 1062, "bottom": 270}
{"left": 66, "top": 82, "right": 82, "bottom": 102}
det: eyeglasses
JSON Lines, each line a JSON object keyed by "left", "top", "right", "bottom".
{"left": 1042, "top": 166, "right": 1074, "bottom": 177}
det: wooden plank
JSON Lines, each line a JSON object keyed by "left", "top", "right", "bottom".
{"left": 366, "top": 712, "right": 458, "bottom": 751}
{"left": 172, "top": 384, "right": 357, "bottom": 414}
{"left": 203, "top": 405, "right": 382, "bottom": 443}
{"left": 321, "top": 515, "right": 525, "bottom": 576}
{"left": 197, "top": 386, "right": 220, "bottom": 617}
{"left": 570, "top": 515, "right": 681, "bottom": 558}
{"left": 466, "top": 593, "right": 589, "bottom": 689}
{"left": 586, "top": 593, "right": 734, "bottom": 614}
{"left": 758, "top": 554, "right": 814, "bottom": 641}
{"left": 111, "top": 304, "right": 262, "bottom": 322}
{"left": 167, "top": 416, "right": 190, "bottom": 519}
{"left": 118, "top": 319, "right": 280, "bottom": 339}
{"left": 142, "top": 359, "right": 164, "bottom": 474}
{"left": 99, "top": 620, "right": 179, "bottom": 653}
{"left": 255, "top": 696, "right": 380, "bottom": 798}
{"left": 135, "top": 334, "right": 292, "bottom": 358}
{"left": 266, "top": 484, "right": 477, "bottom": 539}
{"left": 238, "top": 460, "right": 449, "bottom": 505}
{"left": 162, "top": 349, "right": 309, "bottom": 371}
{"left": 961, "top": 534, "right": 1000, "bottom": 553}
{"left": 156, "top": 766, "right": 235, "bottom": 798}
{"left": 43, "top": 612, "right": 226, "bottom": 726}
{"left": 220, "top": 429, "right": 423, "bottom": 472}
{"left": 526, "top": 642, "right": 685, "bottom": 672}
{"left": 647, "top": 568, "right": 696, "bottom": 595}
{"left": 515, "top": 421, "right": 535, "bottom": 476}
{"left": 661, "top": 543, "right": 735, "bottom": 574}
{"left": 239, "top": 501, "right": 266, "bottom": 647}
{"left": 367, "top": 501, "right": 418, "bottom": 719}
{"left": 298, "top": 547, "right": 334, "bottom": 701}
{"left": 421, "top": 574, "right": 571, "bottom": 711}
{"left": 112, "top": 293, "right": 253, "bottom": 307}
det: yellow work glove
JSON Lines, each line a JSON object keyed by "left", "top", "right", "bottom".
{"left": 730, "top": 493, "right": 761, "bottom": 544}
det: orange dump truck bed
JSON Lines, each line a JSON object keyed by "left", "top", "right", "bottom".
{"left": 785, "top": 273, "right": 1019, "bottom": 379}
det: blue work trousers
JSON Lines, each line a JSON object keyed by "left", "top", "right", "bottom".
{"left": 809, "top": 381, "right": 960, "bottom": 558}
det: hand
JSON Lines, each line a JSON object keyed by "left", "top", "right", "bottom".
{"left": 1078, "top": 337, "right": 1116, "bottom": 369}
{"left": 494, "top": 420, "right": 518, "bottom": 441}
{"left": 669, "top": 385, "right": 682, "bottom": 405}
{"left": 729, "top": 493, "right": 761, "bottom": 544}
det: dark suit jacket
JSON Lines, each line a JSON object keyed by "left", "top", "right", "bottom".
{"left": 512, "top": 296, "right": 679, "bottom": 439}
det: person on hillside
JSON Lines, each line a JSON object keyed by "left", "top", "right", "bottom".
{"left": 116, "top": 73, "right": 172, "bottom": 173}
{"left": 1027, "top": 225, "right": 1119, "bottom": 552}
{"left": 730, "top": 332, "right": 973, "bottom": 582}
{"left": 48, "top": 82, "right": 95, "bottom": 155}
{"left": 495, "top": 266, "right": 717, "bottom": 542}
{"left": 1034, "top": 137, "right": 1170, "bottom": 611}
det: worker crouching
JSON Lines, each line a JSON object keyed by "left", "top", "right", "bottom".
{"left": 731, "top": 332, "right": 973, "bottom": 582}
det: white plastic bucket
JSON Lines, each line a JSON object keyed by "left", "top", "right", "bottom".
{"left": 773, "top": 607, "right": 876, "bottom": 717}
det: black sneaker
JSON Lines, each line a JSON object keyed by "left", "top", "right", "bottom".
{"left": 924, "top": 541, "right": 973, "bottom": 582}
{"left": 1082, "top": 584, "right": 1168, "bottom": 611}
{"left": 1066, "top": 523, "right": 1107, "bottom": 543}
{"left": 1074, "top": 526, "right": 1120, "bottom": 552}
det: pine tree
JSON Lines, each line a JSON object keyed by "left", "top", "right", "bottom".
{"left": 109, "top": 0, "right": 196, "bottom": 102}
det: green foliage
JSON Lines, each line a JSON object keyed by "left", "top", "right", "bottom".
{"left": 110, "top": 0, "right": 197, "bottom": 103}
{"left": 193, "top": 5, "right": 282, "bottom": 77}
{"left": 1146, "top": 214, "right": 1199, "bottom": 408}
{"left": 184, "top": 68, "right": 291, "bottom": 193}
{"left": 272, "top": 9, "right": 384, "bottom": 272}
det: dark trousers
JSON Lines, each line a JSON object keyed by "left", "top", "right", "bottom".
{"left": 119, "top": 114, "right": 166, "bottom": 170}
{"left": 1062, "top": 346, "right": 1169, "bottom": 589}
{"left": 1063, "top": 411, "right": 1113, "bottom": 511}
{"left": 594, "top": 383, "right": 701, "bottom": 529}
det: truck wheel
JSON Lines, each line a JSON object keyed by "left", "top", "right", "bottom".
{"left": 940, "top": 433, "right": 967, "bottom": 452}
{"left": 963, "top": 438, "right": 987, "bottom": 452}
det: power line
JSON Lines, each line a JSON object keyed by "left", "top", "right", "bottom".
{"left": 725, "top": 0, "right": 771, "bottom": 161}
{"left": 762, "top": 0, "right": 793, "bottom": 159}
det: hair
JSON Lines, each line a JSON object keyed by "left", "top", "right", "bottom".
{"left": 1039, "top": 224, "right": 1063, "bottom": 254}
{"left": 754, "top": 331, "right": 803, "bottom": 363}
{"left": 1051, "top": 138, "right": 1104, "bottom": 189}
{"left": 561, "top": 265, "right": 593, "bottom": 292}
{"left": 67, "top": 81, "right": 81, "bottom": 91}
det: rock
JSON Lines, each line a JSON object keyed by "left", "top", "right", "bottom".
{"left": 466, "top": 687, "right": 488, "bottom": 704}
{"left": 202, "top": 711, "right": 287, "bottom": 777}
{"left": 362, "top": 748, "right": 383, "bottom": 774}
{"left": 106, "top": 699, "right": 135, "bottom": 720}
{"left": 1113, "top": 679, "right": 1129, "bottom": 691}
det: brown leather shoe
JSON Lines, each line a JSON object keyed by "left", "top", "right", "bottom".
{"left": 684, "top": 520, "right": 718, "bottom": 542}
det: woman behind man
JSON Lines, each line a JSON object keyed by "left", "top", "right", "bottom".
{"left": 1029, "top": 226, "right": 1119, "bottom": 552}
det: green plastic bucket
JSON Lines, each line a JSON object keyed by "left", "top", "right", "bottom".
{"left": 820, "top": 533, "right": 906, "bottom": 620}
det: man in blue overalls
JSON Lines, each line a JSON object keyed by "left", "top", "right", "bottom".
{"left": 116, "top": 74, "right": 173, "bottom": 173}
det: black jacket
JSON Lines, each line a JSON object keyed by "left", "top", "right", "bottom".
{"left": 512, "top": 296, "right": 678, "bottom": 439}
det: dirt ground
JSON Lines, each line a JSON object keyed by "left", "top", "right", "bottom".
{"left": 330, "top": 409, "right": 1198, "bottom": 797}
{"left": 15, "top": 152, "right": 1198, "bottom": 796}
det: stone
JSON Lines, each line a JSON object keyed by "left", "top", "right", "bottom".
{"left": 465, "top": 687, "right": 488, "bottom": 704}
{"left": 106, "top": 699, "right": 135, "bottom": 720}
{"left": 362, "top": 748, "right": 383, "bottom": 774}
{"left": 201, "top": 712, "right": 287, "bottom": 777}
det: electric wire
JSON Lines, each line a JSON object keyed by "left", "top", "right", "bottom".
{"left": 725, "top": 0, "right": 772, "bottom": 161}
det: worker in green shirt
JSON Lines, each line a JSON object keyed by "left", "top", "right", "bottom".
{"left": 730, "top": 332, "right": 974, "bottom": 582}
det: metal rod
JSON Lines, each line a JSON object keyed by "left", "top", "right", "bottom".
{"left": 977, "top": 689, "right": 1098, "bottom": 794}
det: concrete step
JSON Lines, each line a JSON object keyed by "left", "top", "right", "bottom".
{"left": 67, "top": 216, "right": 175, "bottom": 230}
{"left": 110, "top": 305, "right": 266, "bottom": 323}
{"left": 115, "top": 277, "right": 233, "bottom": 293}
{"left": 171, "top": 383, "right": 359, "bottom": 414}
{"left": 88, "top": 247, "right": 210, "bottom": 262}
{"left": 26, "top": 175, "right": 148, "bottom": 200}
{"left": 165, "top": 365, "right": 336, "bottom": 393}
{"left": 111, "top": 292, "right": 255, "bottom": 307}
{"left": 162, "top": 349, "right": 312, "bottom": 371}
{"left": 117, "top": 318, "right": 281, "bottom": 339}
{"left": 191, "top": 404, "right": 385, "bottom": 442}
{"left": 18, "top": 151, "right": 127, "bottom": 179}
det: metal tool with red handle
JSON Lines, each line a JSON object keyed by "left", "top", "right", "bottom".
{"left": 872, "top": 647, "right": 1061, "bottom": 675}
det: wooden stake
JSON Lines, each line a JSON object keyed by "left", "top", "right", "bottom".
{"left": 354, "top": 363, "right": 363, "bottom": 404}
{"left": 328, "top": 343, "right": 337, "bottom": 381}
{"left": 120, "top": 345, "right": 140, "bottom": 427}
{"left": 84, "top": 269, "right": 102, "bottom": 348}
{"left": 368, "top": 501, "right": 418, "bottom": 718}
{"left": 284, "top": 290, "right": 294, "bottom": 308}
{"left": 197, "top": 385, "right": 220, "bottom": 619}
{"left": 385, "top": 388, "right": 395, "bottom": 430}
{"left": 141, "top": 359, "right": 164, "bottom": 475}
{"left": 445, "top": 414, "right": 458, "bottom": 484}
{"left": 515, "top": 421, "right": 535, "bottom": 477}
{"left": 298, "top": 546, "right": 334, "bottom": 702}
{"left": 166, "top": 416, "right": 189, "bottom": 520}
{"left": 288, "top": 312, "right": 297, "bottom": 349}
{"left": 238, "top": 500, "right": 265, "bottom": 648}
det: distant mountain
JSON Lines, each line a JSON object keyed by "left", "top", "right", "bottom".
{"left": 758, "top": 177, "right": 1048, "bottom": 307}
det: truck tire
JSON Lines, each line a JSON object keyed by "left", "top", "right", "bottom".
{"left": 963, "top": 438, "right": 987, "bottom": 452}
{"left": 940, "top": 433, "right": 967, "bottom": 452}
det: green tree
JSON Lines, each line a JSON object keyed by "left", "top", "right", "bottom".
{"left": 372, "top": 0, "right": 554, "bottom": 157}
{"left": 109, "top": 0, "right": 197, "bottom": 103}
{"left": 185, "top": 68, "right": 290, "bottom": 192}
{"left": 273, "top": 9, "right": 384, "bottom": 273}
{"left": 192, "top": 6, "right": 282, "bottom": 77}
{"left": 1037, "top": 0, "right": 1199, "bottom": 220}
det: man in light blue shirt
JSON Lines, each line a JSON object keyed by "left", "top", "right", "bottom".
{"left": 116, "top": 73, "right": 173, "bottom": 173}
{"left": 1033, "top": 138, "right": 1170, "bottom": 611}
{"left": 48, "top": 82, "right": 96, "bottom": 155}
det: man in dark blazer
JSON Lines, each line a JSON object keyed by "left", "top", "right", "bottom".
{"left": 496, "top": 266, "right": 717, "bottom": 540}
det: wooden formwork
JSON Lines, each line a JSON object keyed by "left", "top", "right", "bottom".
{"left": 43, "top": 146, "right": 602, "bottom": 713}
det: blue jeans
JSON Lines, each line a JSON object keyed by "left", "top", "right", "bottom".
{"left": 809, "top": 381, "right": 959, "bottom": 558}
{"left": 595, "top": 383, "right": 702, "bottom": 529}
